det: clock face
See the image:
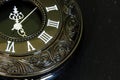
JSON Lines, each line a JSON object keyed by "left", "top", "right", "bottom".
{"left": 0, "top": 0, "right": 82, "bottom": 79}
{"left": 0, "top": 0, "right": 61, "bottom": 56}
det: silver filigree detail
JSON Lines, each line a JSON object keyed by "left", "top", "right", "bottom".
{"left": 53, "top": 41, "right": 70, "bottom": 62}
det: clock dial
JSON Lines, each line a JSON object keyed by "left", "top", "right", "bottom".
{"left": 0, "top": 0, "right": 82, "bottom": 79}
{"left": 0, "top": 0, "right": 61, "bottom": 56}
{"left": 0, "top": 0, "right": 45, "bottom": 39}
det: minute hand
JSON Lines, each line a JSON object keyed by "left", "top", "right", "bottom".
{"left": 20, "top": 7, "right": 37, "bottom": 24}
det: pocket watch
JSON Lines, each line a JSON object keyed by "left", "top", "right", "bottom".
{"left": 0, "top": 0, "right": 82, "bottom": 80}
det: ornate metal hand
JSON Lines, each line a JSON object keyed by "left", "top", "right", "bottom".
{"left": 9, "top": 6, "right": 27, "bottom": 37}
{"left": 12, "top": 23, "right": 27, "bottom": 37}
{"left": 9, "top": 6, "right": 37, "bottom": 37}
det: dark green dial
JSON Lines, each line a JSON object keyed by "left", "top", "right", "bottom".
{"left": 0, "top": 0, "right": 46, "bottom": 42}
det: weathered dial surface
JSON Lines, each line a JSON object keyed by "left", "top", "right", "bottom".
{"left": 0, "top": 0, "right": 82, "bottom": 79}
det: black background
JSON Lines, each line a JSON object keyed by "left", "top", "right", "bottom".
{"left": 56, "top": 0, "right": 120, "bottom": 80}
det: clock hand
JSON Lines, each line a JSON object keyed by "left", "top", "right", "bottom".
{"left": 12, "top": 23, "right": 27, "bottom": 37}
{"left": 20, "top": 7, "right": 37, "bottom": 24}
{"left": 18, "top": 7, "right": 37, "bottom": 37}
{"left": 17, "top": 28, "right": 27, "bottom": 37}
{"left": 9, "top": 6, "right": 37, "bottom": 37}
{"left": 9, "top": 6, "right": 27, "bottom": 37}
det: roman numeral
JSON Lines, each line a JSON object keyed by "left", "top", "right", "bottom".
{"left": 47, "top": 19, "right": 59, "bottom": 29}
{"left": 46, "top": 5, "right": 58, "bottom": 12}
{"left": 38, "top": 31, "right": 53, "bottom": 44}
{"left": 5, "top": 41, "right": 15, "bottom": 53}
{"left": 27, "top": 41, "right": 36, "bottom": 52}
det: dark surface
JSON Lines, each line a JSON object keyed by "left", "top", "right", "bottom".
{"left": 56, "top": 0, "right": 120, "bottom": 80}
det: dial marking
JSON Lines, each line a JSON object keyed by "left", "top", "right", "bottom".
{"left": 27, "top": 41, "right": 36, "bottom": 52}
{"left": 5, "top": 41, "right": 15, "bottom": 53}
{"left": 46, "top": 5, "right": 58, "bottom": 12}
{"left": 47, "top": 19, "right": 59, "bottom": 29}
{"left": 38, "top": 31, "right": 53, "bottom": 44}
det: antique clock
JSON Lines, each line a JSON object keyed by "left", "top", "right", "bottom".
{"left": 0, "top": 0, "right": 82, "bottom": 80}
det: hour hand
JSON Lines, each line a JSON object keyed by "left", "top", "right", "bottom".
{"left": 12, "top": 23, "right": 27, "bottom": 37}
{"left": 12, "top": 23, "right": 22, "bottom": 31}
{"left": 17, "top": 28, "right": 27, "bottom": 37}
{"left": 9, "top": 6, "right": 27, "bottom": 37}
